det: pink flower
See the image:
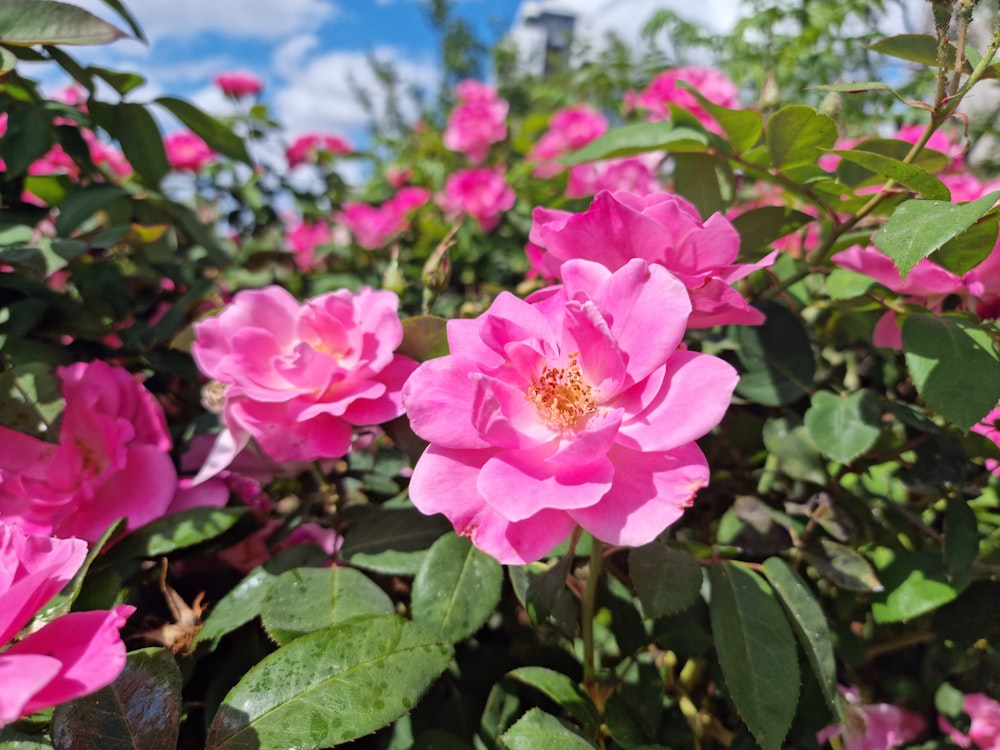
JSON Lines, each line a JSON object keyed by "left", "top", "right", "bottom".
{"left": 832, "top": 243, "right": 1000, "bottom": 348}
{"left": 214, "top": 70, "right": 263, "bottom": 98}
{"left": 164, "top": 131, "right": 216, "bottom": 172}
{"left": 0, "top": 522, "right": 133, "bottom": 727}
{"left": 975, "top": 406, "right": 1000, "bottom": 475}
{"left": 191, "top": 285, "right": 418, "bottom": 480}
{"left": 627, "top": 67, "right": 739, "bottom": 132}
{"left": 940, "top": 693, "right": 1000, "bottom": 750}
{"left": 285, "top": 218, "right": 332, "bottom": 271}
{"left": 817, "top": 687, "right": 925, "bottom": 750}
{"left": 565, "top": 155, "right": 662, "bottom": 199}
{"left": 339, "top": 186, "right": 430, "bottom": 250}
{"left": 0, "top": 360, "right": 178, "bottom": 542}
{"left": 528, "top": 190, "right": 774, "bottom": 327}
{"left": 402, "top": 258, "right": 738, "bottom": 564}
{"left": 286, "top": 133, "right": 352, "bottom": 168}
{"left": 443, "top": 79, "right": 508, "bottom": 164}
{"left": 528, "top": 105, "right": 609, "bottom": 178}
{"left": 438, "top": 167, "right": 515, "bottom": 231}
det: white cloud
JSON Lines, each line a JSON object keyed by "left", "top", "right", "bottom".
{"left": 273, "top": 46, "right": 439, "bottom": 139}
{"left": 70, "top": 0, "right": 339, "bottom": 41}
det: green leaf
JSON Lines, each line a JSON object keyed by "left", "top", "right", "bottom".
{"left": 95, "top": 0, "right": 146, "bottom": 42}
{"left": 826, "top": 268, "right": 880, "bottom": 299}
{"left": 828, "top": 149, "right": 950, "bottom": 200}
{"left": 869, "top": 34, "right": 970, "bottom": 72}
{"left": 2, "top": 106, "right": 56, "bottom": 177}
{"left": 399, "top": 315, "right": 450, "bottom": 362}
{"left": 935, "top": 682, "right": 966, "bottom": 718}
{"left": 37, "top": 519, "right": 125, "bottom": 623}
{"left": 765, "top": 105, "right": 837, "bottom": 170}
{"left": 833, "top": 139, "right": 950, "bottom": 186}
{"left": 672, "top": 151, "right": 734, "bottom": 219}
{"left": 195, "top": 544, "right": 329, "bottom": 648}
{"left": 930, "top": 214, "right": 999, "bottom": 276}
{"left": 261, "top": 566, "right": 394, "bottom": 645}
{"left": 731, "top": 206, "right": 813, "bottom": 261}
{"left": 873, "top": 191, "right": 1000, "bottom": 280}
{"left": 762, "top": 416, "right": 826, "bottom": 485}
{"left": 709, "top": 562, "right": 799, "bottom": 750}
{"left": 90, "top": 100, "right": 169, "bottom": 187}
{"left": 506, "top": 667, "right": 601, "bottom": 730}
{"left": 205, "top": 615, "right": 452, "bottom": 750}
{"left": 108, "top": 507, "right": 249, "bottom": 559}
{"left": 53, "top": 183, "right": 128, "bottom": 237}
{"left": 0, "top": 0, "right": 128, "bottom": 46}
{"left": 560, "top": 122, "right": 707, "bottom": 165}
{"left": 411, "top": 533, "right": 503, "bottom": 643}
{"left": 500, "top": 709, "right": 597, "bottom": 749}
{"left": 805, "top": 539, "right": 883, "bottom": 593}
{"left": 340, "top": 508, "right": 452, "bottom": 575}
{"left": 733, "top": 301, "right": 815, "bottom": 406}
{"left": 629, "top": 542, "right": 704, "bottom": 618}
{"left": 902, "top": 313, "right": 1000, "bottom": 430}
{"left": 804, "top": 390, "right": 882, "bottom": 464}
{"left": 0, "top": 725, "right": 53, "bottom": 747}
{"left": 509, "top": 554, "right": 577, "bottom": 638}
{"left": 678, "top": 81, "right": 763, "bottom": 154}
{"left": 762, "top": 558, "right": 842, "bottom": 722}
{"left": 51, "top": 648, "right": 181, "bottom": 750}
{"left": 943, "top": 499, "right": 979, "bottom": 584}
{"left": 155, "top": 96, "right": 252, "bottom": 164}
{"left": 809, "top": 81, "right": 904, "bottom": 97}
{"left": 872, "top": 551, "right": 960, "bottom": 623}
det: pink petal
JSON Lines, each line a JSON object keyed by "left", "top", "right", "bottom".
{"left": 403, "top": 358, "right": 490, "bottom": 449}
{"left": 0, "top": 654, "right": 62, "bottom": 726}
{"left": 570, "top": 443, "right": 708, "bottom": 546}
{"left": 617, "top": 351, "right": 739, "bottom": 452}
{"left": 193, "top": 427, "right": 249, "bottom": 485}
{"left": 4, "top": 605, "right": 134, "bottom": 717}
{"left": 477, "top": 447, "right": 613, "bottom": 522}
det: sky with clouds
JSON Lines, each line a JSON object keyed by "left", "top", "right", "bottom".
{"left": 37, "top": 0, "right": 933, "bottom": 150}
{"left": 39, "top": 0, "right": 754, "bottom": 143}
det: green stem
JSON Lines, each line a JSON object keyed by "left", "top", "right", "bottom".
{"left": 581, "top": 538, "right": 604, "bottom": 688}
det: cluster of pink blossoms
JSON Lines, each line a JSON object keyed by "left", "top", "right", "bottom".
{"left": 438, "top": 167, "right": 516, "bottom": 232}
{"left": 626, "top": 66, "right": 740, "bottom": 132}
{"left": 191, "top": 285, "right": 418, "bottom": 481}
{"left": 442, "top": 79, "right": 508, "bottom": 165}
{"left": 339, "top": 186, "right": 430, "bottom": 250}
{"left": 286, "top": 132, "right": 353, "bottom": 169}
{"left": 0, "top": 360, "right": 179, "bottom": 542}
{"left": 940, "top": 693, "right": 1000, "bottom": 749}
{"left": 0, "top": 522, "right": 133, "bottom": 727}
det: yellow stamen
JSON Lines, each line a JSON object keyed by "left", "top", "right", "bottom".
{"left": 526, "top": 352, "right": 597, "bottom": 429}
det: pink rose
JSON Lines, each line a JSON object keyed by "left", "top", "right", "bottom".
{"left": 339, "top": 186, "right": 430, "bottom": 250}
{"left": 817, "top": 687, "right": 925, "bottom": 750}
{"left": 528, "top": 105, "right": 609, "bottom": 178}
{"left": 529, "top": 190, "right": 775, "bottom": 327}
{"left": 565, "top": 155, "right": 662, "bottom": 199}
{"left": 214, "top": 70, "right": 263, "bottom": 98}
{"left": 940, "top": 693, "right": 1000, "bottom": 750}
{"left": 164, "top": 131, "right": 216, "bottom": 172}
{"left": 285, "top": 218, "right": 332, "bottom": 271}
{"left": 443, "top": 79, "right": 508, "bottom": 164}
{"left": 438, "top": 167, "right": 515, "bottom": 232}
{"left": 0, "top": 360, "right": 178, "bottom": 541}
{"left": 402, "top": 258, "right": 738, "bottom": 564}
{"left": 627, "top": 67, "right": 739, "bottom": 132}
{"left": 832, "top": 243, "right": 1000, "bottom": 348}
{"left": 285, "top": 133, "right": 352, "bottom": 168}
{"left": 0, "top": 522, "right": 133, "bottom": 726}
{"left": 192, "top": 285, "right": 418, "bottom": 480}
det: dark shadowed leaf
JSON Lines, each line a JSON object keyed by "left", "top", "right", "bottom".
{"left": 902, "top": 313, "right": 1000, "bottom": 430}
{"left": 412, "top": 533, "right": 503, "bottom": 643}
{"left": 733, "top": 301, "right": 815, "bottom": 406}
{"left": 804, "top": 389, "right": 882, "bottom": 464}
{"left": 805, "top": 539, "right": 883, "bottom": 593}
{"left": 710, "top": 562, "right": 799, "bottom": 750}
{"left": 731, "top": 206, "right": 814, "bottom": 261}
{"left": 629, "top": 542, "right": 703, "bottom": 618}
{"left": 507, "top": 667, "right": 600, "bottom": 730}
{"left": 155, "top": 97, "right": 252, "bottom": 164}
{"left": 340, "top": 508, "right": 453, "bottom": 575}
{"left": 53, "top": 184, "right": 128, "bottom": 237}
{"left": 52, "top": 648, "right": 181, "bottom": 750}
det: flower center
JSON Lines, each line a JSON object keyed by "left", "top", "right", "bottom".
{"left": 526, "top": 352, "right": 597, "bottom": 429}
